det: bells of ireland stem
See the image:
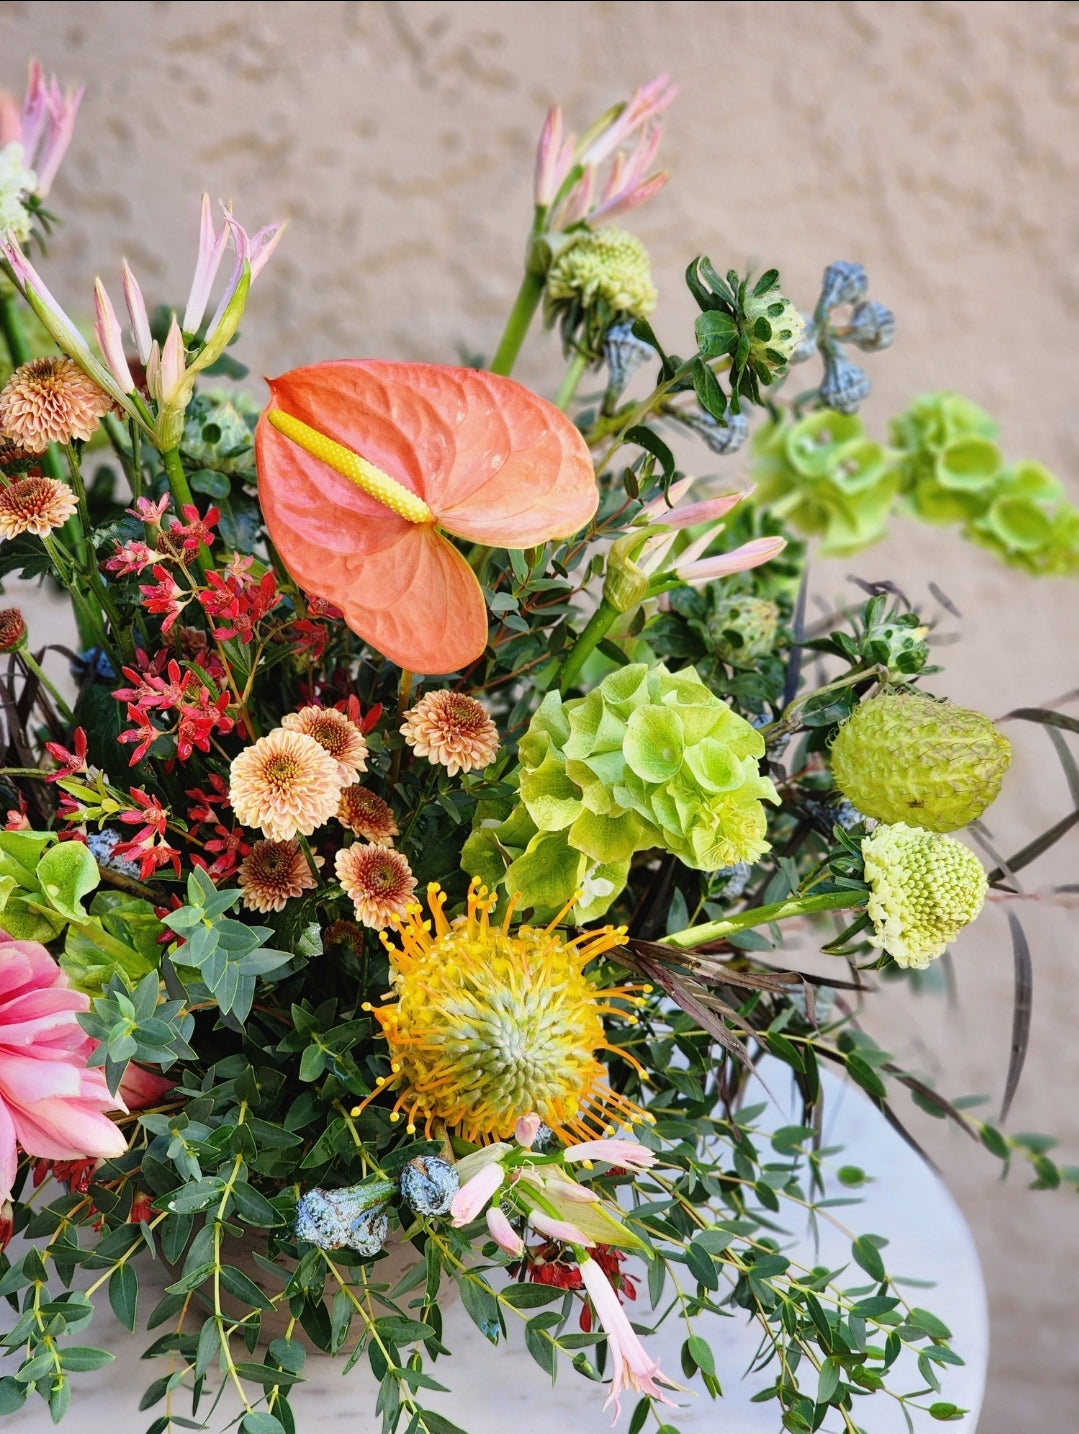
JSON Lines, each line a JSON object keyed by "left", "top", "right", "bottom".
{"left": 830, "top": 689, "right": 1012, "bottom": 833}
{"left": 862, "top": 822, "right": 987, "bottom": 969}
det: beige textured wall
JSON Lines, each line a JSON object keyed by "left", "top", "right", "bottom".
{"left": 1, "top": 2, "right": 1077, "bottom": 1427}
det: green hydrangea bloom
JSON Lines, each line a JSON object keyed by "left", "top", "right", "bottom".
{"left": 830, "top": 690, "right": 1011, "bottom": 832}
{"left": 750, "top": 410, "right": 900, "bottom": 555}
{"left": 862, "top": 822, "right": 987, "bottom": 968}
{"left": 464, "top": 663, "right": 778, "bottom": 921}
{"left": 545, "top": 227, "right": 657, "bottom": 319}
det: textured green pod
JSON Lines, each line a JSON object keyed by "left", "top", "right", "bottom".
{"left": 831, "top": 690, "right": 1011, "bottom": 832}
{"left": 708, "top": 594, "right": 780, "bottom": 661}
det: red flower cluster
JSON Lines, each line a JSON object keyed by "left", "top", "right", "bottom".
{"left": 197, "top": 561, "right": 280, "bottom": 643}
{"left": 185, "top": 776, "right": 250, "bottom": 881}
{"left": 139, "top": 565, "right": 189, "bottom": 632}
{"left": 515, "top": 1242, "right": 638, "bottom": 1331}
{"left": 166, "top": 503, "right": 219, "bottom": 558}
{"left": 113, "top": 653, "right": 234, "bottom": 764}
{"left": 113, "top": 787, "right": 181, "bottom": 879}
{"left": 44, "top": 726, "right": 88, "bottom": 780}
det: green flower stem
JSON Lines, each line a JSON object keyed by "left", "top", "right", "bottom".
{"left": 664, "top": 889, "right": 862, "bottom": 951}
{"left": 489, "top": 268, "right": 546, "bottom": 378}
{"left": 554, "top": 596, "right": 620, "bottom": 694}
{"left": 759, "top": 664, "right": 889, "bottom": 743}
{"left": 297, "top": 834, "right": 322, "bottom": 885}
{"left": 17, "top": 647, "right": 74, "bottom": 723}
{"left": 161, "top": 446, "right": 213, "bottom": 576}
{"left": 553, "top": 349, "right": 590, "bottom": 411}
{"left": 39, "top": 531, "right": 119, "bottom": 666}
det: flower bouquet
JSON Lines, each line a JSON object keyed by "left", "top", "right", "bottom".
{"left": 0, "top": 61, "right": 1075, "bottom": 1434}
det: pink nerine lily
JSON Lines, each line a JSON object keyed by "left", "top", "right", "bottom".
{"left": 0, "top": 932, "right": 127, "bottom": 1201}
{"left": 527, "top": 1209, "right": 595, "bottom": 1247}
{"left": 579, "top": 1255, "right": 678, "bottom": 1421}
{"left": 485, "top": 1205, "right": 524, "bottom": 1257}
{"left": 534, "top": 74, "right": 678, "bottom": 230}
{"left": 0, "top": 61, "right": 83, "bottom": 198}
{"left": 449, "top": 1160, "right": 505, "bottom": 1226}
{"left": 565, "top": 1138, "right": 656, "bottom": 1170}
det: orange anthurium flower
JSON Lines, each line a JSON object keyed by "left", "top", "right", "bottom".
{"left": 254, "top": 361, "right": 598, "bottom": 674}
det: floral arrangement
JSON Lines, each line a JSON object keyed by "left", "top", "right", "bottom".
{"left": 0, "top": 60, "right": 1074, "bottom": 1434}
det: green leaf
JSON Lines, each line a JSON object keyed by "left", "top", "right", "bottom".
{"left": 457, "top": 1274, "right": 500, "bottom": 1343}
{"left": 108, "top": 1263, "right": 138, "bottom": 1331}
{"left": 685, "top": 1239, "right": 720, "bottom": 1291}
{"left": 906, "top": 1308, "right": 953, "bottom": 1339}
{"left": 695, "top": 310, "right": 739, "bottom": 358}
{"left": 816, "top": 1354, "right": 841, "bottom": 1404}
{"left": 219, "top": 1264, "right": 275, "bottom": 1311}
{"left": 499, "top": 1283, "right": 565, "bottom": 1309}
{"left": 56, "top": 1347, "right": 114, "bottom": 1372}
{"left": 0, "top": 1377, "right": 26, "bottom": 1414}
{"left": 524, "top": 1311, "right": 560, "bottom": 1376}
{"left": 37, "top": 840, "right": 100, "bottom": 922}
{"left": 846, "top": 1054, "right": 887, "bottom": 1099}
{"left": 852, "top": 1234, "right": 887, "bottom": 1282}
{"left": 624, "top": 425, "right": 676, "bottom": 483}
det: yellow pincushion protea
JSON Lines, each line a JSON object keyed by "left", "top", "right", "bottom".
{"left": 356, "top": 879, "right": 652, "bottom": 1144}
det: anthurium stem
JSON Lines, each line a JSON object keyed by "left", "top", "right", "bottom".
{"left": 555, "top": 597, "right": 620, "bottom": 694}
{"left": 664, "top": 889, "right": 862, "bottom": 951}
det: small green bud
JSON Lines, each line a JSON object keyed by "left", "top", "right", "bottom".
{"left": 862, "top": 822, "right": 987, "bottom": 968}
{"left": 831, "top": 690, "right": 1011, "bottom": 832}
{"left": 707, "top": 594, "right": 780, "bottom": 661}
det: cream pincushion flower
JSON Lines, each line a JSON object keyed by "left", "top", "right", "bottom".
{"left": 0, "top": 475, "right": 78, "bottom": 539}
{"left": 229, "top": 728, "right": 343, "bottom": 841}
{"left": 335, "top": 843, "right": 417, "bottom": 929}
{"left": 401, "top": 690, "right": 500, "bottom": 777}
{"left": 0, "top": 356, "right": 114, "bottom": 453}
{"left": 281, "top": 704, "right": 369, "bottom": 784}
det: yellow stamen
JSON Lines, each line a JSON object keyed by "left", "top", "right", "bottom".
{"left": 268, "top": 409, "right": 435, "bottom": 525}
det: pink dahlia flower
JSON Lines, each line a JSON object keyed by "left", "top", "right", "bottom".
{"left": 0, "top": 932, "right": 127, "bottom": 1200}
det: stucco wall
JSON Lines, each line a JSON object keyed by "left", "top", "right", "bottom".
{"left": 0, "top": 2, "right": 1076, "bottom": 1428}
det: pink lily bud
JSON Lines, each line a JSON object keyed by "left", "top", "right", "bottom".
{"left": 538, "top": 1176, "right": 601, "bottom": 1204}
{"left": 578, "top": 73, "right": 677, "bottom": 169}
{"left": 248, "top": 221, "right": 286, "bottom": 282}
{"left": 449, "top": 1160, "right": 505, "bottom": 1227}
{"left": 675, "top": 534, "right": 787, "bottom": 586}
{"left": 534, "top": 105, "right": 574, "bottom": 208}
{"left": 121, "top": 261, "right": 153, "bottom": 364}
{"left": 565, "top": 1138, "right": 656, "bottom": 1171}
{"left": 527, "top": 1209, "right": 594, "bottom": 1247}
{"left": 11, "top": 61, "right": 83, "bottom": 198}
{"left": 182, "top": 193, "right": 230, "bottom": 335}
{"left": 0, "top": 91, "right": 19, "bottom": 147}
{"left": 579, "top": 1255, "right": 677, "bottom": 1420}
{"left": 515, "top": 1113, "right": 542, "bottom": 1148}
{"left": 485, "top": 1205, "right": 524, "bottom": 1257}
{"left": 147, "top": 316, "right": 187, "bottom": 406}
{"left": 589, "top": 170, "right": 670, "bottom": 226}
{"left": 94, "top": 279, "right": 135, "bottom": 393}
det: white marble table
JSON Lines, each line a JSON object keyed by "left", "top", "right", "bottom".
{"left": 3, "top": 1065, "right": 987, "bottom": 1432}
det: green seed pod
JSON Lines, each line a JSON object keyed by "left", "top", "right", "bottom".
{"left": 831, "top": 690, "right": 1011, "bottom": 832}
{"left": 707, "top": 594, "right": 780, "bottom": 661}
{"left": 862, "top": 822, "right": 988, "bottom": 968}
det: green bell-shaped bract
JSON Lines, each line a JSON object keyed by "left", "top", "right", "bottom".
{"left": 469, "top": 663, "right": 778, "bottom": 922}
{"left": 750, "top": 411, "right": 900, "bottom": 556}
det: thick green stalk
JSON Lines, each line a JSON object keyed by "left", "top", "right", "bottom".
{"left": 555, "top": 596, "right": 620, "bottom": 694}
{"left": 160, "top": 446, "right": 212, "bottom": 576}
{"left": 664, "top": 889, "right": 861, "bottom": 951}
{"left": 489, "top": 269, "right": 546, "bottom": 378}
{"left": 554, "top": 349, "right": 589, "bottom": 411}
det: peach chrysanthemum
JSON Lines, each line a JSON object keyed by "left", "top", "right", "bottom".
{"left": 337, "top": 786, "right": 399, "bottom": 846}
{"left": 0, "top": 475, "right": 78, "bottom": 540}
{"left": 0, "top": 357, "right": 114, "bottom": 454}
{"left": 0, "top": 608, "right": 25, "bottom": 653}
{"left": 400, "top": 690, "right": 500, "bottom": 778}
{"left": 282, "top": 704, "right": 369, "bottom": 784}
{"left": 238, "top": 839, "right": 318, "bottom": 913}
{"left": 336, "top": 843, "right": 417, "bottom": 929}
{"left": 229, "top": 728, "right": 343, "bottom": 841}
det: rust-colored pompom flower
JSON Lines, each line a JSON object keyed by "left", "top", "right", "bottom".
{"left": 229, "top": 727, "right": 343, "bottom": 841}
{"left": 281, "top": 704, "right": 369, "bottom": 784}
{"left": 254, "top": 362, "right": 598, "bottom": 674}
{"left": 336, "top": 843, "right": 417, "bottom": 929}
{"left": 0, "top": 608, "right": 26, "bottom": 653}
{"left": 337, "top": 786, "right": 399, "bottom": 846}
{"left": 238, "top": 839, "right": 318, "bottom": 913}
{"left": 0, "top": 475, "right": 78, "bottom": 539}
{"left": 0, "top": 356, "right": 113, "bottom": 453}
{"left": 401, "top": 690, "right": 500, "bottom": 777}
